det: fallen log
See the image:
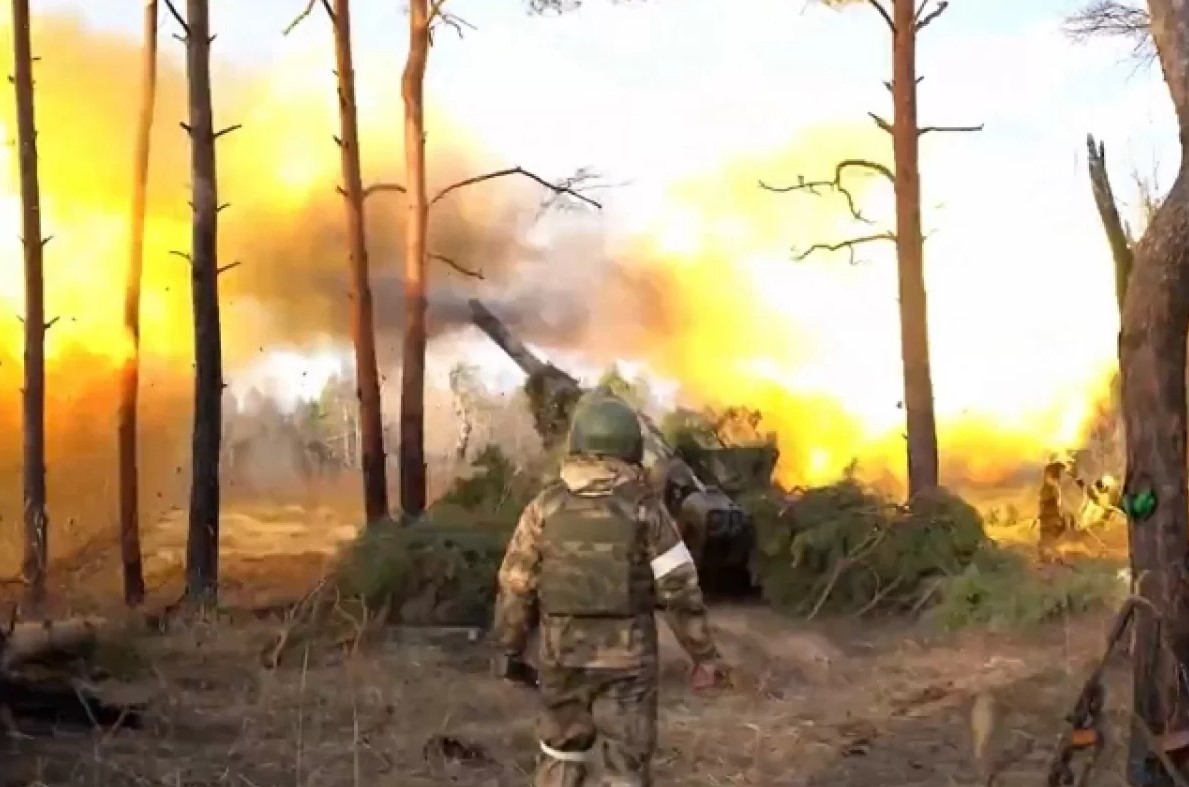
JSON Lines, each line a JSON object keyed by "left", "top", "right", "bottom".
{"left": 0, "top": 616, "right": 144, "bottom": 734}
{"left": 1, "top": 616, "right": 103, "bottom": 669}
{"left": 0, "top": 674, "right": 144, "bottom": 732}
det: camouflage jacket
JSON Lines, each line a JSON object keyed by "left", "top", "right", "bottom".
{"left": 493, "top": 455, "right": 718, "bottom": 670}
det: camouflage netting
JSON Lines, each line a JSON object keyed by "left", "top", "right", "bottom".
{"left": 333, "top": 445, "right": 543, "bottom": 627}
{"left": 748, "top": 478, "right": 988, "bottom": 617}
{"left": 328, "top": 410, "right": 993, "bottom": 633}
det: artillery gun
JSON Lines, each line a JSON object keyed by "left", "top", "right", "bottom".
{"left": 468, "top": 298, "right": 774, "bottom": 591}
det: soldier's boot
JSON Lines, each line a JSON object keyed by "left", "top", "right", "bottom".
{"left": 534, "top": 741, "right": 592, "bottom": 787}
{"left": 600, "top": 745, "right": 650, "bottom": 787}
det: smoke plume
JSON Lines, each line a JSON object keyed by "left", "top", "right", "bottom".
{"left": 0, "top": 11, "right": 621, "bottom": 574}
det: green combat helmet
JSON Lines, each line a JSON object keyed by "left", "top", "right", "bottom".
{"left": 567, "top": 393, "right": 644, "bottom": 464}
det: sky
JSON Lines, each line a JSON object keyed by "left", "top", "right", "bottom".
{"left": 33, "top": 0, "right": 1178, "bottom": 407}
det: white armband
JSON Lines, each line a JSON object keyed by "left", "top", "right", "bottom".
{"left": 540, "top": 741, "right": 592, "bottom": 762}
{"left": 650, "top": 541, "right": 693, "bottom": 580}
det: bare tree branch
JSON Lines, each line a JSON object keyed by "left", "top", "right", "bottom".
{"left": 361, "top": 167, "right": 607, "bottom": 213}
{"left": 362, "top": 182, "right": 408, "bottom": 199}
{"left": 426, "top": 0, "right": 474, "bottom": 43}
{"left": 918, "top": 123, "right": 983, "bottom": 135}
{"left": 1063, "top": 0, "right": 1154, "bottom": 66}
{"left": 429, "top": 252, "right": 483, "bottom": 279}
{"left": 865, "top": 0, "right": 895, "bottom": 32}
{"left": 163, "top": 0, "right": 189, "bottom": 37}
{"left": 884, "top": 76, "right": 923, "bottom": 93}
{"left": 283, "top": 0, "right": 319, "bottom": 35}
{"left": 868, "top": 112, "right": 892, "bottom": 134}
{"left": 525, "top": 0, "right": 583, "bottom": 13}
{"left": 430, "top": 166, "right": 603, "bottom": 209}
{"left": 795, "top": 232, "right": 896, "bottom": 264}
{"left": 914, "top": 0, "right": 949, "bottom": 31}
{"left": 760, "top": 158, "right": 893, "bottom": 224}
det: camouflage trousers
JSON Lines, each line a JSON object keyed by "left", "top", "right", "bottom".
{"left": 534, "top": 664, "right": 658, "bottom": 787}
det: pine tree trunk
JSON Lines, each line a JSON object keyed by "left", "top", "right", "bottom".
{"left": 1122, "top": 2, "right": 1189, "bottom": 783}
{"left": 118, "top": 0, "right": 158, "bottom": 608}
{"left": 182, "top": 0, "right": 223, "bottom": 606}
{"left": 891, "top": 0, "right": 939, "bottom": 498}
{"left": 398, "top": 0, "right": 430, "bottom": 518}
{"left": 12, "top": 0, "right": 48, "bottom": 613}
{"left": 332, "top": 0, "right": 389, "bottom": 524}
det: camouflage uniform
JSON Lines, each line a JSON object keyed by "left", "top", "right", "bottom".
{"left": 493, "top": 394, "right": 720, "bottom": 787}
{"left": 649, "top": 456, "right": 708, "bottom": 567}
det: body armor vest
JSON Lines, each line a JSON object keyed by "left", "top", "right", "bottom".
{"left": 537, "top": 482, "right": 654, "bottom": 618}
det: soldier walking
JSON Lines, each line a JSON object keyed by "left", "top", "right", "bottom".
{"left": 492, "top": 391, "right": 728, "bottom": 786}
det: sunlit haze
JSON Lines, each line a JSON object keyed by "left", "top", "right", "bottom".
{"left": 16, "top": 0, "right": 1175, "bottom": 486}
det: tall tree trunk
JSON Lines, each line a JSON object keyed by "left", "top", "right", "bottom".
{"left": 332, "top": 0, "right": 388, "bottom": 524}
{"left": 182, "top": 0, "right": 223, "bottom": 606}
{"left": 12, "top": 0, "right": 48, "bottom": 614}
{"left": 1086, "top": 134, "right": 1135, "bottom": 314}
{"left": 118, "top": 0, "right": 158, "bottom": 608}
{"left": 1122, "top": 2, "right": 1189, "bottom": 783}
{"left": 891, "top": 0, "right": 939, "bottom": 498}
{"left": 399, "top": 0, "right": 430, "bottom": 518}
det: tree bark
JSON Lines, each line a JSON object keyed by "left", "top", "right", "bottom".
{"left": 399, "top": 0, "right": 430, "bottom": 518}
{"left": 12, "top": 0, "right": 48, "bottom": 614}
{"left": 118, "top": 0, "right": 158, "bottom": 609}
{"left": 332, "top": 0, "right": 389, "bottom": 524}
{"left": 1122, "top": 2, "right": 1189, "bottom": 783}
{"left": 891, "top": 0, "right": 939, "bottom": 498}
{"left": 1086, "top": 134, "right": 1135, "bottom": 313}
{"left": 182, "top": 0, "right": 223, "bottom": 606}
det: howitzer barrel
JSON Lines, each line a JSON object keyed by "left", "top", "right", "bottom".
{"left": 467, "top": 299, "right": 549, "bottom": 378}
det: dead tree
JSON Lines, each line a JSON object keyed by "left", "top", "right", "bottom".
{"left": 117, "top": 0, "right": 159, "bottom": 609}
{"left": 1115, "top": 2, "right": 1189, "bottom": 784}
{"left": 285, "top": 0, "right": 390, "bottom": 524}
{"left": 400, "top": 0, "right": 432, "bottom": 518}
{"left": 1065, "top": 0, "right": 1155, "bottom": 65}
{"left": 12, "top": 0, "right": 49, "bottom": 613}
{"left": 1086, "top": 135, "right": 1135, "bottom": 313}
{"left": 332, "top": 0, "right": 388, "bottom": 523}
{"left": 761, "top": 0, "right": 980, "bottom": 499}
{"left": 366, "top": 2, "right": 600, "bottom": 518}
{"left": 296, "top": 0, "right": 602, "bottom": 518}
{"left": 166, "top": 0, "right": 235, "bottom": 606}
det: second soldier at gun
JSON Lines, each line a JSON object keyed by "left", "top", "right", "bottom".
{"left": 493, "top": 391, "right": 726, "bottom": 786}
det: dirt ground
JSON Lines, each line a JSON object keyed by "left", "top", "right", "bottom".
{"left": 1, "top": 600, "right": 1131, "bottom": 787}
{"left": 0, "top": 489, "right": 1137, "bottom": 787}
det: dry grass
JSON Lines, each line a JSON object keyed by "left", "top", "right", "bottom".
{"left": 2, "top": 603, "right": 1136, "bottom": 787}
{"left": 0, "top": 483, "right": 1141, "bottom": 786}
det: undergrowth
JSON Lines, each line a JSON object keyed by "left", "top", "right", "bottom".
{"left": 332, "top": 444, "right": 541, "bottom": 627}
{"left": 327, "top": 442, "right": 1122, "bottom": 635}
{"left": 748, "top": 477, "right": 986, "bottom": 618}
{"left": 929, "top": 547, "right": 1126, "bottom": 631}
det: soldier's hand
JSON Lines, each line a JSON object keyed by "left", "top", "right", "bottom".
{"left": 690, "top": 658, "right": 732, "bottom": 691}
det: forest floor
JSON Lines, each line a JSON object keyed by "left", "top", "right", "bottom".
{"left": 0, "top": 493, "right": 1137, "bottom": 787}
{"left": 1, "top": 601, "right": 1131, "bottom": 787}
